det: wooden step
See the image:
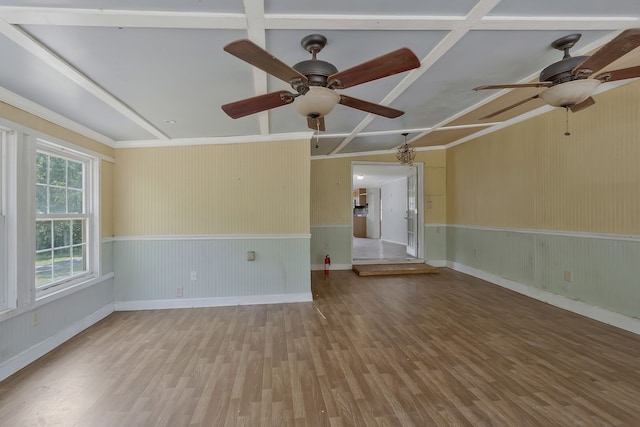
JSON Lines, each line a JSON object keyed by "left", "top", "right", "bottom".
{"left": 352, "top": 263, "right": 439, "bottom": 276}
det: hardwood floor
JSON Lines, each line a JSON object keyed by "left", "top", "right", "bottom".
{"left": 2, "top": 269, "right": 640, "bottom": 426}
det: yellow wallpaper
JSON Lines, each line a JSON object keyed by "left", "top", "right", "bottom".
{"left": 114, "top": 140, "right": 310, "bottom": 236}
{"left": 447, "top": 79, "right": 640, "bottom": 234}
{"left": 311, "top": 150, "right": 446, "bottom": 225}
{"left": 0, "top": 101, "right": 114, "bottom": 158}
{"left": 101, "top": 161, "right": 114, "bottom": 238}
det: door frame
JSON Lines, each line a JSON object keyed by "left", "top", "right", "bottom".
{"left": 351, "top": 161, "right": 424, "bottom": 263}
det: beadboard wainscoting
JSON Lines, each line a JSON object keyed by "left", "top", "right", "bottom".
{"left": 310, "top": 225, "right": 353, "bottom": 271}
{"left": 446, "top": 225, "right": 640, "bottom": 335}
{"left": 0, "top": 278, "right": 114, "bottom": 382}
{"left": 424, "top": 224, "right": 447, "bottom": 267}
{"left": 113, "top": 235, "right": 312, "bottom": 310}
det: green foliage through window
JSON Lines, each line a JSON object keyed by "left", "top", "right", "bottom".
{"left": 35, "top": 150, "right": 88, "bottom": 289}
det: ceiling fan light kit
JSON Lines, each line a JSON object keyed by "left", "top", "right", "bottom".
{"left": 293, "top": 86, "right": 340, "bottom": 118}
{"left": 539, "top": 79, "right": 601, "bottom": 107}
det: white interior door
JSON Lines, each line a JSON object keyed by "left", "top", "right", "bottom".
{"left": 406, "top": 169, "right": 418, "bottom": 257}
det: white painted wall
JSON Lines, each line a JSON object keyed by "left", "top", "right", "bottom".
{"left": 380, "top": 178, "right": 407, "bottom": 245}
{"left": 366, "top": 188, "right": 381, "bottom": 238}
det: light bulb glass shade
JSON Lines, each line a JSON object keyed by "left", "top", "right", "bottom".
{"left": 294, "top": 86, "right": 340, "bottom": 117}
{"left": 539, "top": 79, "right": 601, "bottom": 107}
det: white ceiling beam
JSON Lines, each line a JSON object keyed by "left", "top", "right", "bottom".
{"left": 478, "top": 16, "right": 639, "bottom": 31}
{"left": 0, "top": 7, "right": 247, "bottom": 29}
{"left": 243, "top": 0, "right": 270, "bottom": 135}
{"left": 265, "top": 14, "right": 464, "bottom": 30}
{"left": 0, "top": 18, "right": 169, "bottom": 140}
{"left": 2, "top": 7, "right": 636, "bottom": 32}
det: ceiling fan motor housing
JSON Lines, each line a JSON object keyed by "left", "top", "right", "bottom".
{"left": 292, "top": 60, "right": 339, "bottom": 87}
{"left": 539, "top": 55, "right": 590, "bottom": 84}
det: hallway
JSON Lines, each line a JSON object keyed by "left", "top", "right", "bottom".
{"left": 352, "top": 237, "right": 418, "bottom": 263}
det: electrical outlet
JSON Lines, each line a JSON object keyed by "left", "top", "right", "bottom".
{"left": 324, "top": 242, "right": 330, "bottom": 250}
{"left": 190, "top": 271, "right": 197, "bottom": 281}
{"left": 247, "top": 251, "right": 255, "bottom": 261}
{"left": 176, "top": 287, "right": 183, "bottom": 297}
{"left": 564, "top": 271, "right": 573, "bottom": 282}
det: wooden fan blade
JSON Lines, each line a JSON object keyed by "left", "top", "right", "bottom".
{"left": 573, "top": 28, "right": 640, "bottom": 76}
{"left": 479, "top": 95, "right": 540, "bottom": 120}
{"left": 569, "top": 97, "right": 595, "bottom": 113}
{"left": 221, "top": 90, "right": 295, "bottom": 119}
{"left": 307, "top": 116, "right": 325, "bottom": 132}
{"left": 473, "top": 82, "right": 553, "bottom": 91}
{"left": 224, "top": 39, "right": 308, "bottom": 86}
{"left": 327, "top": 48, "right": 420, "bottom": 89}
{"left": 338, "top": 95, "right": 404, "bottom": 118}
{"left": 594, "top": 65, "right": 640, "bottom": 82}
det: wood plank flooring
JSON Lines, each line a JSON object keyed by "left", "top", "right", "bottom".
{"left": 2, "top": 268, "right": 640, "bottom": 426}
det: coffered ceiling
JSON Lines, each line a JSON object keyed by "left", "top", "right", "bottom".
{"left": 0, "top": 0, "right": 638, "bottom": 157}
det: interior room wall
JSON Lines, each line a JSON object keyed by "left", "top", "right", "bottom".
{"left": 0, "top": 102, "right": 115, "bottom": 381}
{"left": 112, "top": 139, "right": 311, "bottom": 309}
{"left": 446, "top": 79, "right": 640, "bottom": 333}
{"left": 310, "top": 151, "right": 446, "bottom": 269}
{"left": 365, "top": 188, "right": 381, "bottom": 239}
{"left": 380, "top": 178, "right": 407, "bottom": 245}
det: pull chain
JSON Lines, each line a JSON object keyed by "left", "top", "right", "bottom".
{"left": 564, "top": 106, "right": 571, "bottom": 136}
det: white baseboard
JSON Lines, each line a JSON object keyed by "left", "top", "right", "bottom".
{"left": 425, "top": 259, "right": 447, "bottom": 267}
{"left": 447, "top": 261, "right": 640, "bottom": 336}
{"left": 0, "top": 304, "right": 114, "bottom": 382}
{"left": 311, "top": 263, "right": 352, "bottom": 271}
{"left": 115, "top": 292, "right": 313, "bottom": 311}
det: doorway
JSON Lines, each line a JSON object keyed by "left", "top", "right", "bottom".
{"left": 351, "top": 161, "right": 424, "bottom": 264}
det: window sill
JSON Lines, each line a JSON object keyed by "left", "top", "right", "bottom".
{"left": 0, "top": 272, "right": 114, "bottom": 323}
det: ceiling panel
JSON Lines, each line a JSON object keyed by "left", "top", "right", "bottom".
{"left": 0, "top": 32, "right": 155, "bottom": 140}
{"left": 22, "top": 26, "right": 259, "bottom": 139}
{"left": 311, "top": 137, "right": 343, "bottom": 156}
{"left": 488, "top": 0, "right": 640, "bottom": 17}
{"left": 338, "top": 133, "right": 418, "bottom": 154}
{"left": 412, "top": 126, "right": 493, "bottom": 148}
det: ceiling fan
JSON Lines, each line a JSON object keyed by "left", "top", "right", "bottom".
{"left": 474, "top": 28, "right": 640, "bottom": 120}
{"left": 221, "top": 34, "right": 420, "bottom": 131}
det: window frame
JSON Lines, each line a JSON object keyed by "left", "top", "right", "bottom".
{"left": 35, "top": 139, "right": 100, "bottom": 297}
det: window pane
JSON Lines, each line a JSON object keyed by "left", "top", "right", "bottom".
{"left": 49, "top": 156, "right": 66, "bottom": 186}
{"left": 68, "top": 190, "right": 82, "bottom": 213}
{"left": 36, "top": 153, "right": 48, "bottom": 184}
{"left": 72, "top": 245, "right": 86, "bottom": 274}
{"left": 53, "top": 247, "right": 71, "bottom": 281}
{"left": 49, "top": 187, "right": 67, "bottom": 213}
{"left": 68, "top": 160, "right": 83, "bottom": 189}
{"left": 72, "top": 220, "right": 84, "bottom": 245}
{"left": 53, "top": 220, "right": 70, "bottom": 247}
{"left": 36, "top": 185, "right": 48, "bottom": 214}
{"left": 36, "top": 220, "right": 52, "bottom": 251}
{"left": 36, "top": 251, "right": 53, "bottom": 287}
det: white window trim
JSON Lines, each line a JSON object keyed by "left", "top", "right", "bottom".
{"left": 1, "top": 128, "right": 18, "bottom": 312}
{"left": 0, "top": 115, "right": 112, "bottom": 322}
{"left": 35, "top": 139, "right": 101, "bottom": 299}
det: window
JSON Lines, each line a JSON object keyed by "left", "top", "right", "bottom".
{"left": 0, "top": 129, "right": 6, "bottom": 308}
{"left": 35, "top": 142, "right": 94, "bottom": 291}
